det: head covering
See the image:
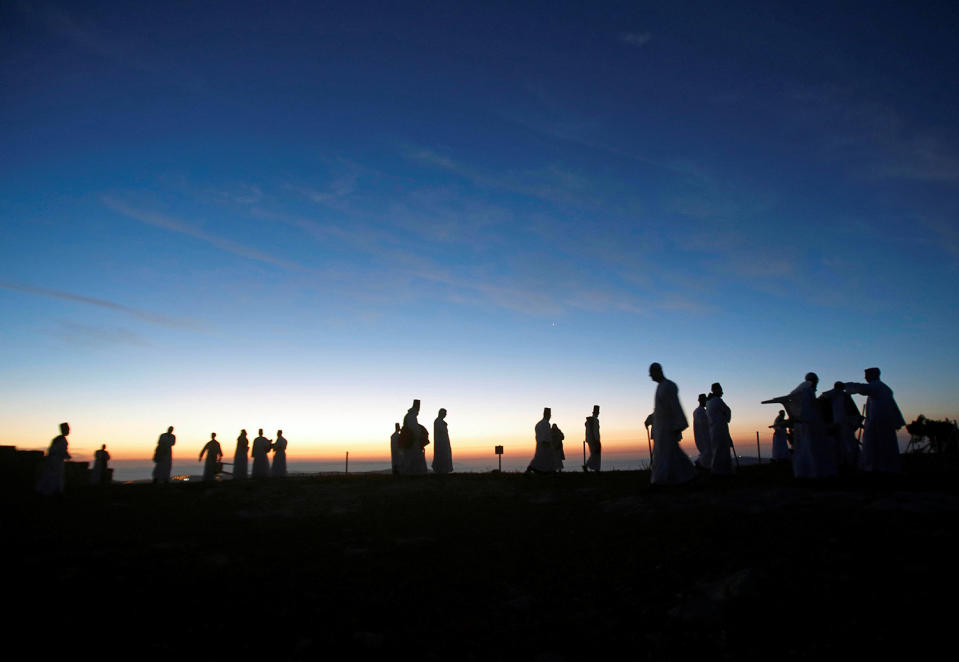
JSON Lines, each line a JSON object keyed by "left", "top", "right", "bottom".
{"left": 805, "top": 372, "right": 819, "bottom": 383}
{"left": 865, "top": 367, "right": 880, "bottom": 380}
{"left": 412, "top": 398, "right": 420, "bottom": 408}
{"left": 592, "top": 405, "right": 600, "bottom": 414}
{"left": 543, "top": 407, "right": 551, "bottom": 417}
{"left": 711, "top": 382, "right": 722, "bottom": 393}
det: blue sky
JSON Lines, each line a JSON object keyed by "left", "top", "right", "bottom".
{"left": 2, "top": 1, "right": 958, "bottom": 459}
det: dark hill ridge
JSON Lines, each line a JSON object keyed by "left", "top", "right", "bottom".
{"left": 4, "top": 457, "right": 957, "bottom": 659}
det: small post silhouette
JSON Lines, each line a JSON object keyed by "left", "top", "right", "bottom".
{"left": 756, "top": 431, "right": 761, "bottom": 464}
{"left": 495, "top": 445, "right": 503, "bottom": 472}
{"left": 345, "top": 451, "right": 349, "bottom": 475}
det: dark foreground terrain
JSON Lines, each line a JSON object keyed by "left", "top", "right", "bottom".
{"left": 4, "top": 457, "right": 958, "bottom": 660}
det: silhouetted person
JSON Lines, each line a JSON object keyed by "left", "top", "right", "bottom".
{"left": 153, "top": 426, "right": 176, "bottom": 484}
{"left": 551, "top": 422, "right": 565, "bottom": 471}
{"left": 584, "top": 405, "right": 601, "bottom": 472}
{"left": 693, "top": 394, "right": 711, "bottom": 470}
{"left": 844, "top": 367, "right": 906, "bottom": 473}
{"left": 390, "top": 423, "right": 402, "bottom": 475}
{"left": 271, "top": 430, "right": 288, "bottom": 477}
{"left": 770, "top": 410, "right": 790, "bottom": 461}
{"left": 234, "top": 430, "right": 249, "bottom": 479}
{"left": 91, "top": 444, "right": 110, "bottom": 485}
{"left": 37, "top": 422, "right": 71, "bottom": 495}
{"left": 199, "top": 433, "right": 222, "bottom": 482}
{"left": 648, "top": 363, "right": 695, "bottom": 485}
{"left": 706, "top": 382, "right": 734, "bottom": 475}
{"left": 432, "top": 409, "right": 453, "bottom": 474}
{"left": 401, "top": 399, "right": 427, "bottom": 475}
{"left": 526, "top": 408, "right": 556, "bottom": 474}
{"left": 822, "top": 381, "right": 862, "bottom": 470}
{"left": 770, "top": 373, "right": 837, "bottom": 479}
{"left": 251, "top": 429, "right": 271, "bottom": 478}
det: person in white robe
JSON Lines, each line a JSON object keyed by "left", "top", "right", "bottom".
{"left": 402, "top": 400, "right": 428, "bottom": 475}
{"left": 234, "top": 430, "right": 249, "bottom": 479}
{"left": 692, "top": 394, "right": 711, "bottom": 470}
{"left": 551, "top": 423, "right": 565, "bottom": 471}
{"left": 37, "top": 422, "right": 71, "bottom": 495}
{"left": 584, "top": 405, "right": 601, "bottom": 472}
{"left": 526, "top": 408, "right": 556, "bottom": 473}
{"left": 152, "top": 426, "right": 176, "bottom": 484}
{"left": 648, "top": 363, "right": 696, "bottom": 485}
{"left": 844, "top": 367, "right": 905, "bottom": 473}
{"left": 390, "top": 423, "right": 402, "bottom": 475}
{"left": 271, "top": 430, "right": 288, "bottom": 477}
{"left": 770, "top": 411, "right": 790, "bottom": 461}
{"left": 199, "top": 433, "right": 222, "bottom": 482}
{"left": 251, "top": 429, "right": 272, "bottom": 478}
{"left": 432, "top": 409, "right": 453, "bottom": 474}
{"left": 822, "top": 382, "right": 862, "bottom": 471}
{"left": 91, "top": 444, "right": 110, "bottom": 484}
{"left": 767, "top": 373, "right": 837, "bottom": 479}
{"left": 706, "top": 383, "right": 734, "bottom": 475}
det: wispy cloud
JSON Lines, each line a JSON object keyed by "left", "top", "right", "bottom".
{"left": 620, "top": 32, "right": 652, "bottom": 47}
{"left": 103, "top": 197, "right": 308, "bottom": 272}
{"left": 0, "top": 280, "right": 202, "bottom": 331}
{"left": 787, "top": 85, "right": 959, "bottom": 185}
{"left": 53, "top": 320, "right": 152, "bottom": 349}
{"left": 919, "top": 216, "right": 959, "bottom": 260}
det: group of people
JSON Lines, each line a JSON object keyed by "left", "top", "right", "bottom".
{"left": 390, "top": 399, "right": 454, "bottom": 475}
{"left": 34, "top": 423, "right": 111, "bottom": 495}
{"left": 152, "top": 426, "right": 289, "bottom": 483}
{"left": 763, "top": 367, "right": 906, "bottom": 479}
{"left": 33, "top": 362, "right": 909, "bottom": 493}
{"left": 642, "top": 362, "right": 906, "bottom": 485}
{"left": 525, "top": 405, "right": 602, "bottom": 473}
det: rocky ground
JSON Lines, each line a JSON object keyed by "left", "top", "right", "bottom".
{"left": 4, "top": 456, "right": 957, "bottom": 659}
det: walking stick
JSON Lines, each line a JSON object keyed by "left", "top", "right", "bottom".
{"left": 729, "top": 437, "right": 741, "bottom": 470}
{"left": 645, "top": 425, "right": 653, "bottom": 468}
{"left": 856, "top": 404, "right": 866, "bottom": 446}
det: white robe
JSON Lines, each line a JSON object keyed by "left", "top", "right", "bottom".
{"left": 271, "top": 435, "right": 288, "bottom": 477}
{"left": 251, "top": 436, "right": 271, "bottom": 478}
{"left": 37, "top": 436, "right": 69, "bottom": 495}
{"left": 552, "top": 425, "right": 565, "bottom": 471}
{"left": 152, "top": 433, "right": 175, "bottom": 483}
{"left": 692, "top": 405, "right": 711, "bottom": 468}
{"left": 825, "top": 389, "right": 861, "bottom": 469}
{"left": 585, "top": 416, "right": 601, "bottom": 471}
{"left": 845, "top": 380, "right": 905, "bottom": 473}
{"left": 432, "top": 418, "right": 453, "bottom": 474}
{"left": 91, "top": 449, "right": 110, "bottom": 484}
{"left": 788, "top": 381, "right": 837, "bottom": 479}
{"left": 200, "top": 440, "right": 221, "bottom": 481}
{"left": 528, "top": 418, "right": 556, "bottom": 472}
{"left": 706, "top": 397, "right": 733, "bottom": 475}
{"left": 390, "top": 431, "right": 402, "bottom": 473}
{"left": 771, "top": 413, "right": 790, "bottom": 460}
{"left": 234, "top": 435, "right": 249, "bottom": 479}
{"left": 650, "top": 379, "right": 695, "bottom": 485}
{"left": 402, "top": 409, "right": 427, "bottom": 475}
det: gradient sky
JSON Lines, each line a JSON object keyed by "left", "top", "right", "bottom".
{"left": 2, "top": 1, "right": 958, "bottom": 463}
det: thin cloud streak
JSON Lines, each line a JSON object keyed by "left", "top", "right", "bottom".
{"left": 103, "top": 197, "right": 309, "bottom": 272}
{"left": 620, "top": 32, "right": 652, "bottom": 47}
{"left": 0, "top": 280, "right": 203, "bottom": 331}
